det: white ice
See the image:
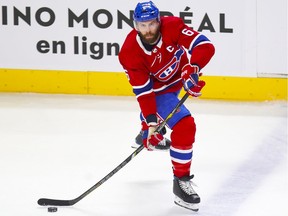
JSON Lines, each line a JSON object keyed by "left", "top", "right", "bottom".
{"left": 0, "top": 93, "right": 287, "bottom": 216}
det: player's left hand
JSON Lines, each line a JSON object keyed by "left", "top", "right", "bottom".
{"left": 181, "top": 64, "right": 206, "bottom": 97}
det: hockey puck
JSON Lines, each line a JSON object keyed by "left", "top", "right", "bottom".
{"left": 48, "top": 207, "right": 57, "bottom": 213}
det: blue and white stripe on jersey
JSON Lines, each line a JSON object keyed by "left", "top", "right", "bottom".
{"left": 153, "top": 78, "right": 182, "bottom": 93}
{"left": 133, "top": 78, "right": 153, "bottom": 99}
{"left": 188, "top": 34, "right": 212, "bottom": 53}
{"left": 170, "top": 146, "right": 193, "bottom": 164}
{"left": 132, "top": 76, "right": 182, "bottom": 99}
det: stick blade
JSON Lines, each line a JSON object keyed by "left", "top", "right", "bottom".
{"left": 38, "top": 198, "right": 74, "bottom": 206}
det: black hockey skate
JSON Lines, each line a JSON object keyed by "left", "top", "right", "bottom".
{"left": 132, "top": 128, "right": 171, "bottom": 150}
{"left": 173, "top": 175, "right": 200, "bottom": 211}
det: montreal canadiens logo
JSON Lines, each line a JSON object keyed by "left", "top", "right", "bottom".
{"left": 154, "top": 47, "right": 184, "bottom": 82}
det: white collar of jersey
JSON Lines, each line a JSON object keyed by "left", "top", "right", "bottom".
{"left": 136, "top": 34, "right": 163, "bottom": 55}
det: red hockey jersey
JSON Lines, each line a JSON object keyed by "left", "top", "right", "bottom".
{"left": 119, "top": 16, "right": 215, "bottom": 120}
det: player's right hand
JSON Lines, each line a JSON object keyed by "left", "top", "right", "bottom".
{"left": 141, "top": 121, "right": 164, "bottom": 151}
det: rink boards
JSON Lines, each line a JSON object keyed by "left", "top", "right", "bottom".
{"left": 0, "top": 68, "right": 286, "bottom": 101}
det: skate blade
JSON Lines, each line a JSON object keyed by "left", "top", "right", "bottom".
{"left": 174, "top": 196, "right": 199, "bottom": 212}
{"left": 131, "top": 143, "right": 141, "bottom": 149}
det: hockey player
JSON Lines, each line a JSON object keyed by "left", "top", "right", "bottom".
{"left": 118, "top": 1, "right": 215, "bottom": 211}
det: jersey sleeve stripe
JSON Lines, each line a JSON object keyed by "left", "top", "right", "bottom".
{"left": 188, "top": 34, "right": 211, "bottom": 52}
{"left": 135, "top": 89, "right": 154, "bottom": 99}
{"left": 133, "top": 78, "right": 153, "bottom": 98}
{"left": 133, "top": 78, "right": 152, "bottom": 89}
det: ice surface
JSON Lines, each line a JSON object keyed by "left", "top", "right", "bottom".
{"left": 0, "top": 93, "right": 287, "bottom": 216}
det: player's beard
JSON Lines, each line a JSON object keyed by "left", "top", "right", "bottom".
{"left": 139, "top": 27, "right": 160, "bottom": 45}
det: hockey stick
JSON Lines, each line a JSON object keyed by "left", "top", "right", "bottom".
{"left": 37, "top": 92, "right": 189, "bottom": 206}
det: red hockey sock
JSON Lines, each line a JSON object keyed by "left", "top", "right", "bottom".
{"left": 170, "top": 116, "right": 196, "bottom": 178}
